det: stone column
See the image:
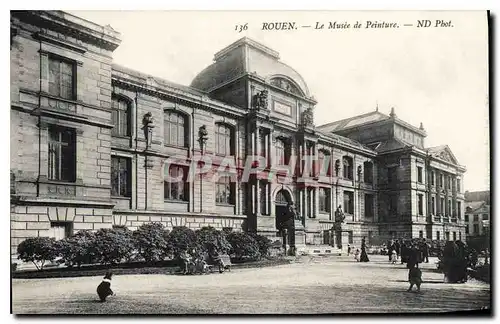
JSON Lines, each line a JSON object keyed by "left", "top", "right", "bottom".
{"left": 304, "top": 188, "right": 308, "bottom": 219}
{"left": 314, "top": 186, "right": 319, "bottom": 218}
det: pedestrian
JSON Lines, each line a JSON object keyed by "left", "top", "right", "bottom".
{"left": 407, "top": 263, "right": 422, "bottom": 292}
{"left": 395, "top": 240, "right": 401, "bottom": 260}
{"left": 391, "top": 249, "right": 398, "bottom": 264}
{"left": 347, "top": 244, "right": 351, "bottom": 256}
{"left": 388, "top": 241, "right": 394, "bottom": 262}
{"left": 422, "top": 239, "right": 429, "bottom": 263}
{"left": 360, "top": 237, "right": 370, "bottom": 262}
{"left": 354, "top": 248, "right": 360, "bottom": 262}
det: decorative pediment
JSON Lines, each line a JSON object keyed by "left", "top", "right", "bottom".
{"left": 429, "top": 145, "right": 459, "bottom": 165}
{"left": 270, "top": 76, "right": 304, "bottom": 96}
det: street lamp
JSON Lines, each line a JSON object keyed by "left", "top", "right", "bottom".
{"left": 198, "top": 125, "right": 208, "bottom": 212}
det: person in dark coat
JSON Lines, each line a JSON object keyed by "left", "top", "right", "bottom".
{"left": 400, "top": 242, "right": 407, "bottom": 264}
{"left": 407, "top": 263, "right": 423, "bottom": 292}
{"left": 407, "top": 244, "right": 419, "bottom": 269}
{"left": 360, "top": 237, "right": 370, "bottom": 262}
{"left": 388, "top": 240, "right": 394, "bottom": 262}
{"left": 421, "top": 239, "right": 429, "bottom": 263}
{"left": 394, "top": 240, "right": 401, "bottom": 260}
{"left": 97, "top": 271, "right": 114, "bottom": 302}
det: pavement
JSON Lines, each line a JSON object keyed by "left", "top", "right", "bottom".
{"left": 11, "top": 254, "right": 490, "bottom": 314}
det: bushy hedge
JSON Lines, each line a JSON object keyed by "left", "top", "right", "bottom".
{"left": 15, "top": 224, "right": 272, "bottom": 271}
{"left": 227, "top": 232, "right": 261, "bottom": 261}
{"left": 133, "top": 223, "right": 170, "bottom": 263}
{"left": 17, "top": 237, "right": 59, "bottom": 270}
{"left": 196, "top": 226, "right": 232, "bottom": 254}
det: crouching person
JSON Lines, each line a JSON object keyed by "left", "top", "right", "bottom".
{"left": 97, "top": 271, "right": 114, "bottom": 302}
{"left": 407, "top": 263, "right": 423, "bottom": 292}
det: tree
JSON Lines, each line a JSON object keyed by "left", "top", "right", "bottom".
{"left": 195, "top": 226, "right": 231, "bottom": 254}
{"left": 57, "top": 230, "right": 98, "bottom": 268}
{"left": 94, "top": 228, "right": 135, "bottom": 265}
{"left": 166, "top": 226, "right": 198, "bottom": 258}
{"left": 133, "top": 223, "right": 170, "bottom": 263}
{"left": 17, "top": 237, "right": 58, "bottom": 271}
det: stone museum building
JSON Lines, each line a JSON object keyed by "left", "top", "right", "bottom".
{"left": 10, "top": 11, "right": 467, "bottom": 259}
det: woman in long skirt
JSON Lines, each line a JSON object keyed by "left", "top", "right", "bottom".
{"left": 360, "top": 237, "right": 370, "bottom": 262}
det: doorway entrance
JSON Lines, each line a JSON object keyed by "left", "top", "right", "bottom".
{"left": 275, "top": 189, "right": 292, "bottom": 231}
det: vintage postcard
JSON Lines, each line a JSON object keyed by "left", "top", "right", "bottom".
{"left": 10, "top": 10, "right": 490, "bottom": 315}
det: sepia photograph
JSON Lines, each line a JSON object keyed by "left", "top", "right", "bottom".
{"left": 9, "top": 9, "right": 491, "bottom": 315}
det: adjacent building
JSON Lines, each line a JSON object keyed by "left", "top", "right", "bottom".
{"left": 464, "top": 191, "right": 490, "bottom": 238}
{"left": 10, "top": 11, "right": 467, "bottom": 261}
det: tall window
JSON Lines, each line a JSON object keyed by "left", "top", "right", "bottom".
{"left": 448, "top": 177, "right": 452, "bottom": 190}
{"left": 275, "top": 139, "right": 290, "bottom": 165}
{"left": 473, "top": 224, "right": 479, "bottom": 234}
{"left": 457, "top": 179, "right": 461, "bottom": 192}
{"left": 111, "top": 97, "right": 130, "bottom": 137}
{"left": 431, "top": 196, "right": 436, "bottom": 215}
{"left": 440, "top": 174, "right": 444, "bottom": 187}
{"left": 465, "top": 214, "right": 469, "bottom": 222}
{"left": 319, "top": 188, "right": 331, "bottom": 213}
{"left": 318, "top": 150, "right": 331, "bottom": 176}
{"left": 48, "top": 125, "right": 76, "bottom": 182}
{"left": 215, "top": 123, "right": 233, "bottom": 156}
{"left": 440, "top": 198, "right": 445, "bottom": 215}
{"left": 216, "top": 176, "right": 234, "bottom": 205}
{"left": 473, "top": 214, "right": 479, "bottom": 222}
{"left": 343, "top": 156, "right": 353, "bottom": 180}
{"left": 482, "top": 214, "right": 489, "bottom": 221}
{"left": 259, "top": 182, "right": 268, "bottom": 215}
{"left": 457, "top": 202, "right": 462, "bottom": 218}
{"left": 365, "top": 194, "right": 374, "bottom": 217}
{"left": 111, "top": 156, "right": 131, "bottom": 197}
{"left": 465, "top": 225, "right": 469, "bottom": 234}
{"left": 436, "top": 231, "right": 440, "bottom": 240}
{"left": 431, "top": 171, "right": 435, "bottom": 186}
{"left": 48, "top": 56, "right": 75, "bottom": 100}
{"left": 417, "top": 166, "right": 423, "bottom": 183}
{"left": 164, "top": 111, "right": 187, "bottom": 147}
{"left": 164, "top": 165, "right": 188, "bottom": 201}
{"left": 448, "top": 200, "right": 452, "bottom": 216}
{"left": 363, "top": 162, "right": 373, "bottom": 184}
{"left": 343, "top": 191, "right": 354, "bottom": 214}
{"left": 419, "top": 231, "right": 423, "bottom": 239}
{"left": 418, "top": 194, "right": 424, "bottom": 215}
{"left": 387, "top": 167, "right": 397, "bottom": 184}
{"left": 389, "top": 194, "right": 398, "bottom": 214}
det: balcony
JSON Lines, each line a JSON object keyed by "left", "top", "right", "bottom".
{"left": 451, "top": 217, "right": 458, "bottom": 223}
{"left": 433, "top": 215, "right": 441, "bottom": 223}
{"left": 443, "top": 216, "right": 450, "bottom": 223}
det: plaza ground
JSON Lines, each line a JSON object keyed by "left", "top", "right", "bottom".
{"left": 12, "top": 255, "right": 490, "bottom": 314}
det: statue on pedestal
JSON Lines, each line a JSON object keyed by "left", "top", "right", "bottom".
{"left": 334, "top": 205, "right": 345, "bottom": 223}
{"left": 142, "top": 112, "right": 155, "bottom": 149}
{"left": 252, "top": 89, "right": 269, "bottom": 110}
{"left": 301, "top": 107, "right": 314, "bottom": 127}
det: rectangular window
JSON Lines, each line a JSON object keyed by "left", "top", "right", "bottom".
{"left": 48, "top": 125, "right": 76, "bottom": 182}
{"left": 457, "top": 202, "right": 462, "bottom": 218}
{"left": 319, "top": 188, "right": 331, "bottom": 213}
{"left": 448, "top": 200, "right": 452, "bottom": 216}
{"left": 48, "top": 56, "right": 75, "bottom": 100}
{"left": 482, "top": 214, "right": 489, "bottom": 221}
{"left": 343, "top": 191, "right": 354, "bottom": 214}
{"left": 431, "top": 171, "right": 435, "bottom": 186}
{"left": 459, "top": 232, "right": 462, "bottom": 241}
{"left": 111, "top": 97, "right": 130, "bottom": 137}
{"left": 111, "top": 156, "right": 131, "bottom": 197}
{"left": 436, "top": 231, "right": 440, "bottom": 240}
{"left": 440, "top": 198, "right": 445, "bottom": 215}
{"left": 431, "top": 196, "right": 436, "bottom": 215}
{"left": 453, "top": 232, "right": 457, "bottom": 241}
{"left": 216, "top": 176, "right": 235, "bottom": 205}
{"left": 448, "top": 177, "right": 452, "bottom": 190}
{"left": 445, "top": 231, "right": 450, "bottom": 241}
{"left": 417, "top": 166, "right": 423, "bottom": 183}
{"left": 473, "top": 214, "right": 479, "bottom": 222}
{"left": 363, "top": 162, "right": 373, "bottom": 184}
{"left": 417, "top": 194, "right": 423, "bottom": 215}
{"left": 473, "top": 224, "right": 479, "bottom": 234}
{"left": 215, "top": 124, "right": 233, "bottom": 156}
{"left": 164, "top": 112, "right": 186, "bottom": 147}
{"left": 387, "top": 167, "right": 397, "bottom": 184}
{"left": 419, "top": 231, "right": 423, "bottom": 239}
{"left": 164, "top": 165, "right": 189, "bottom": 201}
{"left": 348, "top": 231, "right": 353, "bottom": 244}
{"left": 465, "top": 225, "right": 469, "bottom": 234}
{"left": 364, "top": 194, "right": 374, "bottom": 217}
{"left": 259, "top": 181, "right": 267, "bottom": 215}
{"left": 49, "top": 222, "right": 72, "bottom": 240}
{"left": 440, "top": 174, "right": 444, "bottom": 187}
{"left": 389, "top": 194, "right": 398, "bottom": 214}
{"left": 465, "top": 214, "right": 469, "bottom": 222}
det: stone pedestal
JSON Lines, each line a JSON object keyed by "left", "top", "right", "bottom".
{"left": 341, "top": 230, "right": 350, "bottom": 253}
{"left": 292, "top": 220, "right": 306, "bottom": 254}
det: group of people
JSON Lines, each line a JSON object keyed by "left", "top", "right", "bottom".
{"left": 440, "top": 240, "right": 473, "bottom": 283}
{"left": 178, "top": 245, "right": 226, "bottom": 275}
{"left": 386, "top": 238, "right": 430, "bottom": 267}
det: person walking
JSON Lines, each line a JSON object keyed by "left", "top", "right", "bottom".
{"left": 395, "top": 240, "right": 401, "bottom": 260}
{"left": 388, "top": 240, "right": 394, "bottom": 262}
{"left": 422, "top": 239, "right": 429, "bottom": 263}
{"left": 360, "top": 237, "right": 370, "bottom": 262}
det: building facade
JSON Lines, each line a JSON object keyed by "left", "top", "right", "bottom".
{"left": 464, "top": 191, "right": 490, "bottom": 238}
{"left": 10, "top": 11, "right": 467, "bottom": 260}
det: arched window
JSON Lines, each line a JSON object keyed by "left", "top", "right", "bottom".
{"left": 111, "top": 96, "right": 131, "bottom": 137}
{"left": 215, "top": 123, "right": 234, "bottom": 156}
{"left": 343, "top": 156, "right": 353, "bottom": 180}
{"left": 318, "top": 149, "right": 331, "bottom": 176}
{"left": 164, "top": 111, "right": 187, "bottom": 147}
{"left": 270, "top": 77, "right": 303, "bottom": 96}
{"left": 275, "top": 189, "right": 289, "bottom": 205}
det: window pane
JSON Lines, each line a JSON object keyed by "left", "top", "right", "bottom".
{"left": 111, "top": 110, "right": 119, "bottom": 136}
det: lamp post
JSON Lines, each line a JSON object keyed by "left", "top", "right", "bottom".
{"left": 332, "top": 160, "right": 341, "bottom": 247}
{"left": 357, "top": 165, "right": 362, "bottom": 223}
{"left": 198, "top": 125, "right": 208, "bottom": 213}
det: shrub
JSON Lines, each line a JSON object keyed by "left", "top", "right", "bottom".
{"left": 133, "top": 223, "right": 170, "bottom": 263}
{"left": 17, "top": 237, "right": 59, "bottom": 271}
{"left": 94, "top": 228, "right": 135, "bottom": 265}
{"left": 195, "top": 226, "right": 231, "bottom": 254}
{"left": 57, "top": 230, "right": 98, "bottom": 268}
{"left": 226, "top": 232, "right": 260, "bottom": 261}
{"left": 166, "top": 226, "right": 198, "bottom": 258}
{"left": 248, "top": 233, "right": 272, "bottom": 259}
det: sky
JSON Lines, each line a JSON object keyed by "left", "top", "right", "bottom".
{"left": 69, "top": 10, "right": 489, "bottom": 191}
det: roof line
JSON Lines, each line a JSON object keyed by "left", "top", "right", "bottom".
{"left": 317, "top": 110, "right": 389, "bottom": 129}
